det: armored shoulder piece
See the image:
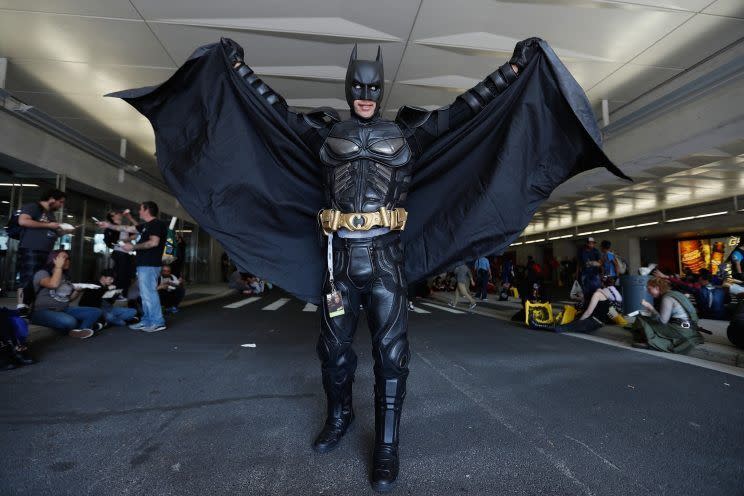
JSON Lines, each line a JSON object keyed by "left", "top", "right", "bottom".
{"left": 304, "top": 107, "right": 341, "bottom": 129}
{"left": 395, "top": 105, "right": 433, "bottom": 129}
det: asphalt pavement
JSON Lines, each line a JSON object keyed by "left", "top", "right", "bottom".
{"left": 1, "top": 292, "right": 743, "bottom": 496}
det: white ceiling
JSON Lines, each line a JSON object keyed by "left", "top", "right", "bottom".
{"left": 1, "top": 0, "right": 743, "bottom": 221}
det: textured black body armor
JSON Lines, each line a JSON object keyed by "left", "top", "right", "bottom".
{"left": 320, "top": 117, "right": 412, "bottom": 213}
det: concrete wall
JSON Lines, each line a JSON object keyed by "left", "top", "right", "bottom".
{"left": 0, "top": 110, "right": 193, "bottom": 221}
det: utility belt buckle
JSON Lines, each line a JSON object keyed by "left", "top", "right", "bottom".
{"left": 318, "top": 207, "right": 407, "bottom": 234}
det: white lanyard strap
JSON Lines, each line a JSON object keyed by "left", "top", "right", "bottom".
{"left": 327, "top": 233, "right": 336, "bottom": 292}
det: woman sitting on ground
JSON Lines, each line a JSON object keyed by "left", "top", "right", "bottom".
{"left": 30, "top": 250, "right": 103, "bottom": 339}
{"left": 631, "top": 277, "right": 704, "bottom": 353}
{"left": 555, "top": 276, "right": 622, "bottom": 333}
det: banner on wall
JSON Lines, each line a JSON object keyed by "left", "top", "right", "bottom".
{"left": 678, "top": 235, "right": 740, "bottom": 275}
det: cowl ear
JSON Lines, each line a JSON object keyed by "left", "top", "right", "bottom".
{"left": 376, "top": 45, "right": 383, "bottom": 63}
{"left": 349, "top": 44, "right": 358, "bottom": 63}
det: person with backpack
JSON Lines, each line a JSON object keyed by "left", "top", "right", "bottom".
{"left": 600, "top": 240, "right": 620, "bottom": 278}
{"left": 653, "top": 268, "right": 728, "bottom": 320}
{"left": 12, "top": 189, "right": 71, "bottom": 316}
{"left": 631, "top": 277, "right": 704, "bottom": 353}
{"left": 577, "top": 237, "right": 602, "bottom": 307}
{"left": 474, "top": 256, "right": 491, "bottom": 301}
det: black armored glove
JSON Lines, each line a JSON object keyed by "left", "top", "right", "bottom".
{"left": 509, "top": 37, "right": 543, "bottom": 72}
{"left": 221, "top": 38, "right": 245, "bottom": 65}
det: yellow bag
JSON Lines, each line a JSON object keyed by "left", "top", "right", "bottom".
{"left": 525, "top": 300, "right": 553, "bottom": 326}
{"left": 510, "top": 287, "right": 520, "bottom": 299}
{"left": 558, "top": 305, "right": 577, "bottom": 325}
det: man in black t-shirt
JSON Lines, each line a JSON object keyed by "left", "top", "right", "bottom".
{"left": 97, "top": 201, "right": 167, "bottom": 332}
{"left": 15, "top": 189, "right": 69, "bottom": 314}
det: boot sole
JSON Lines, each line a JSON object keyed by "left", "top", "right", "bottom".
{"left": 312, "top": 416, "right": 354, "bottom": 454}
{"left": 370, "top": 479, "right": 396, "bottom": 493}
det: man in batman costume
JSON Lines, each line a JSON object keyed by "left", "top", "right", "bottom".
{"left": 110, "top": 36, "right": 627, "bottom": 491}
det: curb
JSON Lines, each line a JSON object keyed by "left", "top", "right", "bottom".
{"left": 26, "top": 289, "right": 235, "bottom": 344}
{"left": 425, "top": 293, "right": 744, "bottom": 369}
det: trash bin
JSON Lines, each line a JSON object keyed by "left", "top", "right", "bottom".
{"left": 619, "top": 275, "right": 652, "bottom": 315}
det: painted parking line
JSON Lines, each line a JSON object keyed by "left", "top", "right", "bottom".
{"left": 262, "top": 298, "right": 291, "bottom": 311}
{"left": 420, "top": 302, "right": 465, "bottom": 314}
{"left": 303, "top": 303, "right": 318, "bottom": 312}
{"left": 409, "top": 306, "right": 431, "bottom": 314}
{"left": 223, "top": 297, "right": 262, "bottom": 309}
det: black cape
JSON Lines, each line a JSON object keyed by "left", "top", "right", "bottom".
{"left": 109, "top": 39, "right": 627, "bottom": 304}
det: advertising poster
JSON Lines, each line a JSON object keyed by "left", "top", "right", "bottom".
{"left": 678, "top": 235, "right": 739, "bottom": 275}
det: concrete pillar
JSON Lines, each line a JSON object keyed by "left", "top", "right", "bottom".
{"left": 626, "top": 237, "right": 641, "bottom": 274}
{"left": 0, "top": 58, "right": 7, "bottom": 89}
{"left": 601, "top": 99, "right": 610, "bottom": 127}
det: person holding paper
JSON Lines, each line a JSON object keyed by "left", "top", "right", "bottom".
{"left": 29, "top": 251, "right": 102, "bottom": 339}
{"left": 78, "top": 269, "right": 138, "bottom": 327}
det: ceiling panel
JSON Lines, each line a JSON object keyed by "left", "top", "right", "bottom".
{"left": 702, "top": 0, "right": 744, "bottom": 19}
{"left": 412, "top": 0, "right": 692, "bottom": 64}
{"left": 0, "top": 1, "right": 140, "bottom": 18}
{"left": 0, "top": 11, "right": 173, "bottom": 66}
{"left": 132, "top": 0, "right": 420, "bottom": 40}
{"left": 148, "top": 22, "right": 405, "bottom": 70}
{"left": 631, "top": 14, "right": 744, "bottom": 68}
{"left": 6, "top": 59, "right": 176, "bottom": 96}
{"left": 587, "top": 63, "right": 682, "bottom": 101}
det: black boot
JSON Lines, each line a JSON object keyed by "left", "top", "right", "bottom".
{"left": 10, "top": 345, "right": 35, "bottom": 366}
{"left": 0, "top": 344, "right": 17, "bottom": 371}
{"left": 312, "top": 377, "right": 354, "bottom": 453}
{"left": 370, "top": 378, "right": 405, "bottom": 493}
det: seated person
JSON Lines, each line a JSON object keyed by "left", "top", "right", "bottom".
{"left": 78, "top": 269, "right": 138, "bottom": 327}
{"left": 653, "top": 268, "right": 729, "bottom": 320}
{"left": 228, "top": 270, "right": 259, "bottom": 294}
{"left": 158, "top": 264, "right": 185, "bottom": 313}
{"left": 30, "top": 251, "right": 102, "bottom": 339}
{"left": 554, "top": 276, "right": 622, "bottom": 333}
{"left": 631, "top": 277, "right": 704, "bottom": 353}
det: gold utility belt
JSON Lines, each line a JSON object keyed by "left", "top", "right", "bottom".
{"left": 319, "top": 207, "right": 408, "bottom": 235}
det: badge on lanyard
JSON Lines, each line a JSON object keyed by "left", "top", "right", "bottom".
{"left": 325, "top": 233, "right": 345, "bottom": 318}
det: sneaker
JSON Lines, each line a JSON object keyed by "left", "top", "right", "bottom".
{"left": 92, "top": 322, "right": 105, "bottom": 332}
{"left": 16, "top": 305, "right": 30, "bottom": 318}
{"left": 407, "top": 302, "right": 415, "bottom": 311}
{"left": 129, "top": 322, "right": 146, "bottom": 330}
{"left": 448, "top": 302, "right": 456, "bottom": 308}
{"left": 482, "top": 297, "right": 489, "bottom": 302}
{"left": 468, "top": 303, "right": 477, "bottom": 312}
{"left": 141, "top": 324, "right": 167, "bottom": 333}
{"left": 69, "top": 329, "right": 95, "bottom": 339}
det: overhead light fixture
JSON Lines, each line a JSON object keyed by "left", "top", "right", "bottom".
{"left": 1, "top": 200, "right": 9, "bottom": 204}
{"left": 577, "top": 228, "right": 608, "bottom": 236}
{"left": 666, "top": 216, "right": 694, "bottom": 223}
{"left": 560, "top": 234, "right": 573, "bottom": 239}
{"left": 636, "top": 221, "right": 659, "bottom": 227}
{"left": 695, "top": 211, "right": 727, "bottom": 219}
{"left": 616, "top": 224, "right": 636, "bottom": 230}
{"left": 0, "top": 183, "right": 39, "bottom": 187}
{"left": 525, "top": 238, "right": 545, "bottom": 244}
{"left": 548, "top": 235, "right": 562, "bottom": 240}
{"left": 667, "top": 211, "right": 727, "bottom": 223}
{"left": 593, "top": 228, "right": 609, "bottom": 234}
{"left": 510, "top": 242, "right": 523, "bottom": 246}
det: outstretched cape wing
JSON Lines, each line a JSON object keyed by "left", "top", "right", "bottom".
{"left": 108, "top": 41, "right": 327, "bottom": 304}
{"left": 109, "top": 39, "right": 627, "bottom": 304}
{"left": 401, "top": 40, "right": 629, "bottom": 282}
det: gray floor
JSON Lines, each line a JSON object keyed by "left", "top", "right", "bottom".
{"left": 1, "top": 292, "right": 743, "bottom": 496}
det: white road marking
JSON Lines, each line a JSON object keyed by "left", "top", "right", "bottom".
{"left": 303, "top": 303, "right": 318, "bottom": 312}
{"left": 262, "top": 298, "right": 291, "bottom": 311}
{"left": 420, "top": 302, "right": 465, "bottom": 314}
{"left": 223, "top": 297, "right": 261, "bottom": 309}
{"left": 409, "top": 306, "right": 431, "bottom": 314}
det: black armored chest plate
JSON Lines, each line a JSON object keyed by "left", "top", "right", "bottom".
{"left": 319, "top": 118, "right": 414, "bottom": 213}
